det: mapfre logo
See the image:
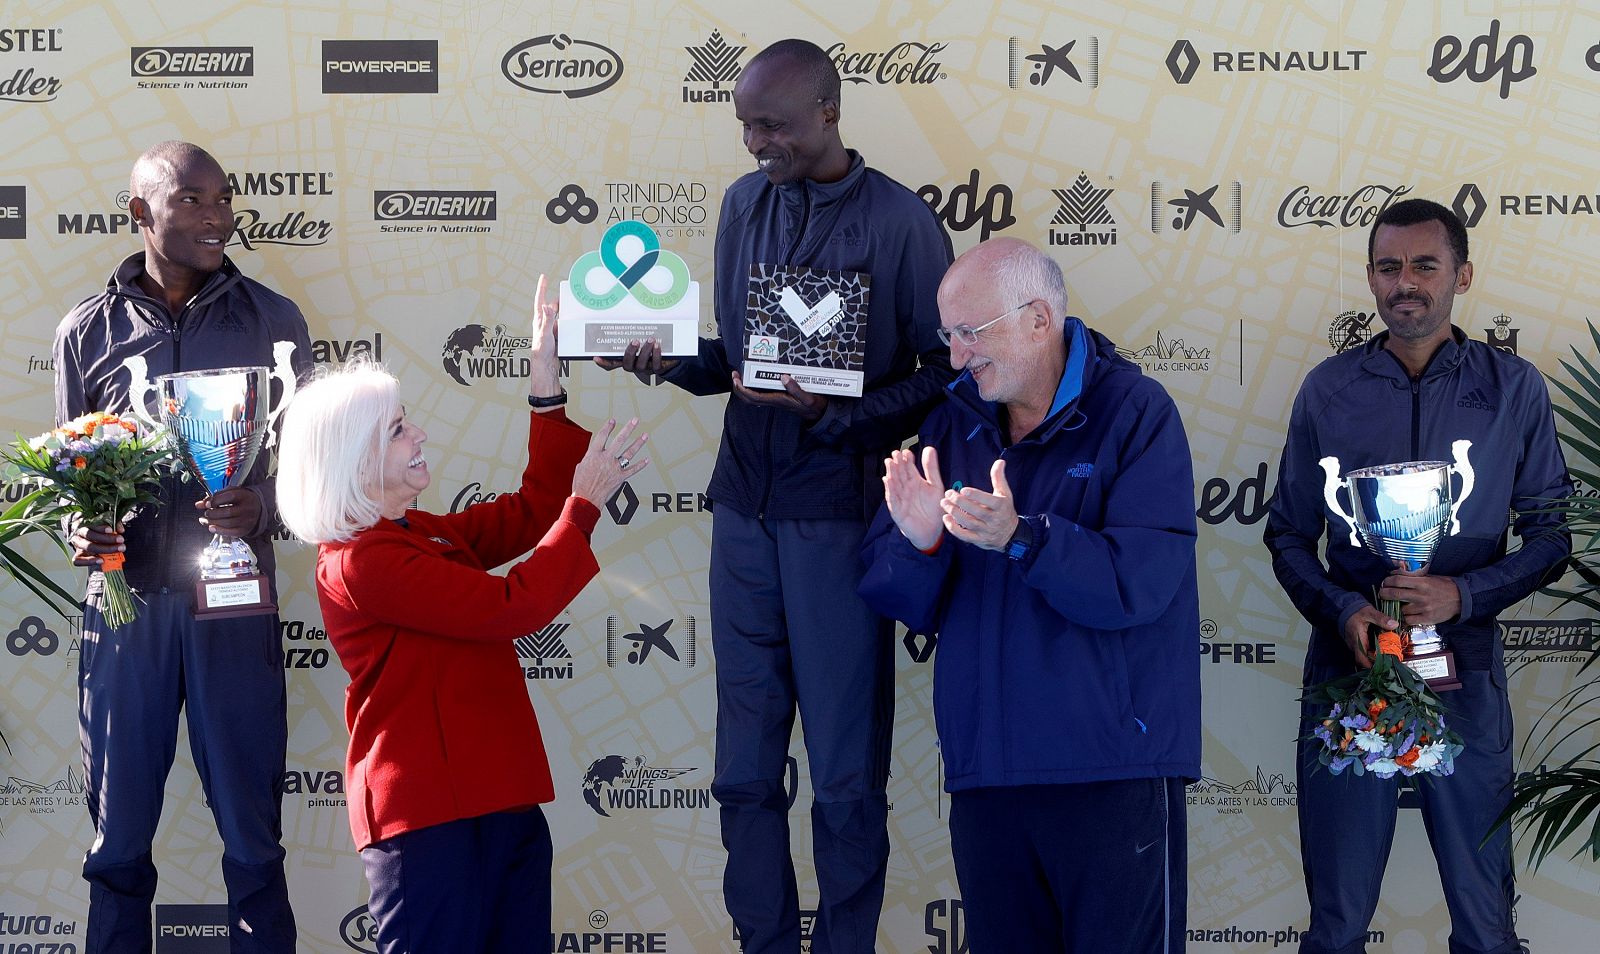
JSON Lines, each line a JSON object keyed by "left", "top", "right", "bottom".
{"left": 131, "top": 46, "right": 253, "bottom": 77}
{"left": 1427, "top": 19, "right": 1536, "bottom": 100}
{"left": 502, "top": 33, "right": 623, "bottom": 98}
{"left": 322, "top": 39, "right": 438, "bottom": 94}
{"left": 827, "top": 40, "right": 947, "bottom": 84}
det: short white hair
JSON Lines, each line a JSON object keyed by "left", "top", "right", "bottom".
{"left": 277, "top": 362, "right": 400, "bottom": 545}
{"left": 992, "top": 242, "right": 1069, "bottom": 328}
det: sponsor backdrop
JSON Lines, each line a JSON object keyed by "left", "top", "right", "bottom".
{"left": 2, "top": 1, "right": 1599, "bottom": 951}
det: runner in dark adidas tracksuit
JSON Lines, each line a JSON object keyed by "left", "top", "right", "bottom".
{"left": 54, "top": 143, "right": 310, "bottom": 954}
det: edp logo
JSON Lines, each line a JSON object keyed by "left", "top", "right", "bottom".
{"left": 918, "top": 169, "right": 1015, "bottom": 240}
{"left": 1427, "top": 19, "right": 1535, "bottom": 100}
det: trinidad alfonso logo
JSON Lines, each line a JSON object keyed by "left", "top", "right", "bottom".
{"left": 502, "top": 33, "right": 623, "bottom": 98}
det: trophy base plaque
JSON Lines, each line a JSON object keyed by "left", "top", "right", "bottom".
{"left": 1402, "top": 648, "right": 1462, "bottom": 692}
{"left": 195, "top": 575, "right": 277, "bottom": 620}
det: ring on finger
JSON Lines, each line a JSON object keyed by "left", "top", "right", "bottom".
{"left": 618, "top": 457, "right": 631, "bottom": 468}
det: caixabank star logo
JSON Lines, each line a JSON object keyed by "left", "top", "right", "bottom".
{"left": 605, "top": 616, "right": 696, "bottom": 668}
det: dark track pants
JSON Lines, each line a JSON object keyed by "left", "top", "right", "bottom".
{"left": 360, "top": 808, "right": 552, "bottom": 954}
{"left": 79, "top": 591, "right": 293, "bottom": 954}
{"left": 948, "top": 780, "right": 1187, "bottom": 954}
{"left": 710, "top": 510, "right": 894, "bottom": 954}
{"left": 1296, "top": 658, "right": 1521, "bottom": 954}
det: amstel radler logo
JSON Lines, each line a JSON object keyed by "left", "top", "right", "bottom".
{"left": 0, "top": 27, "right": 64, "bottom": 104}
{"left": 0, "top": 184, "right": 24, "bottom": 239}
{"left": 684, "top": 29, "right": 743, "bottom": 103}
{"left": 1009, "top": 37, "right": 1098, "bottom": 89}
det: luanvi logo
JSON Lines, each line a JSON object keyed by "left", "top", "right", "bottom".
{"left": 683, "top": 29, "right": 743, "bottom": 102}
{"left": 1164, "top": 38, "right": 1366, "bottom": 84}
{"left": 1008, "top": 37, "right": 1097, "bottom": 89}
{"left": 1328, "top": 310, "right": 1377, "bottom": 353}
{"left": 130, "top": 47, "right": 253, "bottom": 87}
{"left": 502, "top": 33, "right": 623, "bottom": 98}
{"left": 516, "top": 621, "right": 575, "bottom": 680}
{"left": 827, "top": 41, "right": 947, "bottom": 84}
{"left": 918, "top": 169, "right": 1016, "bottom": 240}
{"left": 322, "top": 39, "right": 438, "bottom": 94}
{"left": 1427, "top": 19, "right": 1535, "bottom": 100}
{"left": 1277, "top": 184, "right": 1411, "bottom": 229}
{"left": 0, "top": 185, "right": 24, "bottom": 239}
{"left": 1048, "top": 174, "right": 1115, "bottom": 247}
{"left": 1150, "top": 181, "right": 1241, "bottom": 233}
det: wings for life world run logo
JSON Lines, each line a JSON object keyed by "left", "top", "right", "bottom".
{"left": 1277, "top": 184, "right": 1411, "bottom": 228}
{"left": 502, "top": 33, "right": 623, "bottom": 98}
{"left": 1328, "top": 310, "right": 1378, "bottom": 353}
{"left": 826, "top": 40, "right": 947, "bottom": 84}
{"left": 440, "top": 323, "right": 531, "bottom": 385}
{"left": 1048, "top": 173, "right": 1115, "bottom": 247}
{"left": 1009, "top": 37, "right": 1098, "bottom": 89}
{"left": 322, "top": 39, "right": 438, "bottom": 94}
{"left": 683, "top": 29, "right": 743, "bottom": 103}
{"left": 582, "top": 755, "right": 710, "bottom": 816}
{"left": 918, "top": 169, "right": 1015, "bottom": 240}
{"left": 1151, "top": 181, "right": 1241, "bottom": 233}
{"left": 130, "top": 46, "right": 252, "bottom": 89}
{"left": 373, "top": 189, "right": 495, "bottom": 233}
{"left": 546, "top": 181, "right": 710, "bottom": 238}
{"left": 1186, "top": 765, "right": 1297, "bottom": 815}
{"left": 606, "top": 616, "right": 696, "bottom": 668}
{"left": 0, "top": 27, "right": 65, "bottom": 104}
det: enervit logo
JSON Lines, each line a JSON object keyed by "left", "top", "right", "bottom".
{"left": 827, "top": 41, "right": 947, "bottom": 84}
{"left": 684, "top": 29, "right": 743, "bottom": 102}
{"left": 1427, "top": 19, "right": 1535, "bottom": 100}
{"left": 1453, "top": 182, "right": 1487, "bottom": 227}
{"left": 1008, "top": 37, "right": 1097, "bottom": 89}
{"left": 501, "top": 33, "right": 623, "bottom": 98}
{"left": 374, "top": 190, "right": 496, "bottom": 220}
{"left": 1048, "top": 173, "right": 1116, "bottom": 247}
{"left": 1501, "top": 620, "right": 1600, "bottom": 662}
{"left": 1484, "top": 313, "right": 1519, "bottom": 355}
{"left": 1277, "top": 184, "right": 1411, "bottom": 228}
{"left": 917, "top": 169, "right": 1015, "bottom": 240}
{"left": 154, "top": 904, "right": 229, "bottom": 953}
{"left": 131, "top": 47, "right": 253, "bottom": 76}
{"left": 1150, "top": 181, "right": 1241, "bottom": 233}
{"left": 322, "top": 39, "right": 438, "bottom": 94}
{"left": 605, "top": 616, "right": 696, "bottom": 668}
{"left": 1165, "top": 38, "right": 1366, "bottom": 83}
{"left": 1327, "top": 310, "right": 1377, "bottom": 353}
{"left": 0, "top": 185, "right": 23, "bottom": 239}
{"left": 339, "top": 905, "right": 378, "bottom": 953}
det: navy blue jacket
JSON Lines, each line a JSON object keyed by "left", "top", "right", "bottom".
{"left": 860, "top": 322, "right": 1201, "bottom": 791}
{"left": 54, "top": 253, "right": 313, "bottom": 594}
{"left": 1264, "top": 328, "right": 1571, "bottom": 672}
{"left": 663, "top": 151, "right": 954, "bottom": 521}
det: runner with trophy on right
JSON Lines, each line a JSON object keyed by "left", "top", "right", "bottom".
{"left": 1264, "top": 197, "right": 1571, "bottom": 954}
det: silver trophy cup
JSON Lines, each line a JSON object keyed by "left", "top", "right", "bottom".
{"left": 1320, "top": 440, "right": 1474, "bottom": 688}
{"left": 158, "top": 366, "right": 279, "bottom": 617}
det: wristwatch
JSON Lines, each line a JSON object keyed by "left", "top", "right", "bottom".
{"left": 1005, "top": 515, "right": 1037, "bottom": 562}
{"left": 527, "top": 391, "right": 568, "bottom": 408}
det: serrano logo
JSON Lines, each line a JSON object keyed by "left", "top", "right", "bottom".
{"left": 339, "top": 905, "right": 378, "bottom": 953}
{"left": 501, "top": 33, "right": 623, "bottom": 98}
{"left": 131, "top": 46, "right": 253, "bottom": 77}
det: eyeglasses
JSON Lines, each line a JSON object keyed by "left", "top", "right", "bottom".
{"left": 937, "top": 300, "right": 1036, "bottom": 347}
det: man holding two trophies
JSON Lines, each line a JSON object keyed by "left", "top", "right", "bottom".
{"left": 1264, "top": 198, "right": 1571, "bottom": 954}
{"left": 54, "top": 140, "right": 310, "bottom": 953}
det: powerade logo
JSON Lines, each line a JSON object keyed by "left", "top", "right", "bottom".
{"left": 0, "top": 184, "right": 23, "bottom": 239}
{"left": 502, "top": 33, "right": 623, "bottom": 98}
{"left": 339, "top": 905, "right": 377, "bottom": 953}
{"left": 131, "top": 46, "right": 253, "bottom": 77}
{"left": 154, "top": 904, "right": 229, "bottom": 953}
{"left": 322, "top": 39, "right": 438, "bottom": 94}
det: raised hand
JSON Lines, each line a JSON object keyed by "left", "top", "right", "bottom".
{"left": 529, "top": 274, "right": 561, "bottom": 400}
{"left": 883, "top": 446, "right": 946, "bottom": 551}
{"left": 571, "top": 418, "right": 650, "bottom": 506}
{"left": 941, "top": 458, "right": 1019, "bottom": 551}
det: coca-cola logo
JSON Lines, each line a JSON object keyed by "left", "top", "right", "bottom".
{"left": 1277, "top": 184, "right": 1412, "bottom": 229}
{"left": 826, "top": 41, "right": 947, "bottom": 85}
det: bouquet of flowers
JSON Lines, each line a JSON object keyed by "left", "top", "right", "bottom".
{"left": 1304, "top": 630, "right": 1466, "bottom": 778}
{"left": 1, "top": 411, "right": 180, "bottom": 628}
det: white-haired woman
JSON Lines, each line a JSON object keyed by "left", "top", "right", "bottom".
{"left": 277, "top": 277, "right": 646, "bottom": 954}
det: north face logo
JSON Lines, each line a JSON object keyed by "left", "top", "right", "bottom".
{"left": 1457, "top": 388, "right": 1496, "bottom": 412}
{"left": 1067, "top": 462, "right": 1094, "bottom": 478}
